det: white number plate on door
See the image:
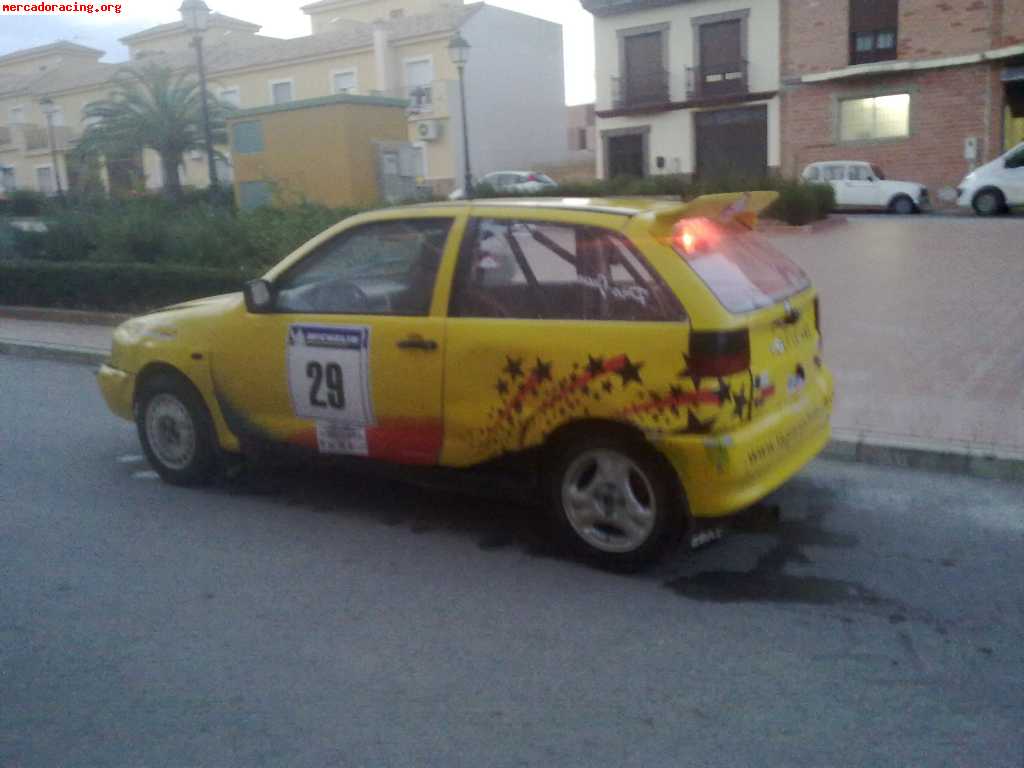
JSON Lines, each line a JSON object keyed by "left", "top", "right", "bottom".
{"left": 287, "top": 324, "right": 374, "bottom": 426}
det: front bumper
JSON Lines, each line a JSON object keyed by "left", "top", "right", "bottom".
{"left": 653, "top": 368, "right": 834, "bottom": 519}
{"left": 96, "top": 363, "right": 135, "bottom": 421}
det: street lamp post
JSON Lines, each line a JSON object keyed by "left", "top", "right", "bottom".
{"left": 447, "top": 32, "right": 472, "bottom": 198}
{"left": 39, "top": 97, "right": 65, "bottom": 204}
{"left": 180, "top": 0, "right": 218, "bottom": 188}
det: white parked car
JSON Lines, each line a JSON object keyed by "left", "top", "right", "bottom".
{"left": 449, "top": 170, "right": 557, "bottom": 200}
{"left": 801, "top": 161, "right": 929, "bottom": 214}
{"left": 956, "top": 141, "right": 1024, "bottom": 216}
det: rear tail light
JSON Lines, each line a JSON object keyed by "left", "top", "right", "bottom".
{"left": 687, "top": 330, "right": 751, "bottom": 377}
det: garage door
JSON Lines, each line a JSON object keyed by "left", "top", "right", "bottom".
{"left": 695, "top": 106, "right": 768, "bottom": 182}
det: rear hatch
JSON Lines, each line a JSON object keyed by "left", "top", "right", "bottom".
{"left": 670, "top": 216, "right": 821, "bottom": 422}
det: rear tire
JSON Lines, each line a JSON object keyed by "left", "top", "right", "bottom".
{"left": 545, "top": 432, "right": 687, "bottom": 572}
{"left": 136, "top": 372, "right": 218, "bottom": 486}
{"left": 889, "top": 195, "right": 915, "bottom": 215}
{"left": 972, "top": 188, "right": 1006, "bottom": 216}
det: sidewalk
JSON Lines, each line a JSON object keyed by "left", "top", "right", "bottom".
{"left": 1, "top": 301, "right": 1021, "bottom": 482}
{"left": 0, "top": 314, "right": 114, "bottom": 366}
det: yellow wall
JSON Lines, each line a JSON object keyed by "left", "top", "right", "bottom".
{"left": 0, "top": 25, "right": 463, "bottom": 194}
{"left": 229, "top": 101, "right": 408, "bottom": 207}
{"left": 1006, "top": 106, "right": 1024, "bottom": 151}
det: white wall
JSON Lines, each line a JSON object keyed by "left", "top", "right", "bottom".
{"left": 592, "top": 0, "right": 780, "bottom": 178}
{"left": 460, "top": 6, "right": 567, "bottom": 179}
{"left": 593, "top": 0, "right": 780, "bottom": 109}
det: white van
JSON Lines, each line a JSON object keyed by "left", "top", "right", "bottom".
{"left": 957, "top": 142, "right": 1024, "bottom": 215}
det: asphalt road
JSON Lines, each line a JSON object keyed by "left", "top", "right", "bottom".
{"left": 1, "top": 357, "right": 1022, "bottom": 767}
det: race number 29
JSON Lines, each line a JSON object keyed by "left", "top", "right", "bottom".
{"left": 307, "top": 361, "right": 345, "bottom": 409}
{"left": 287, "top": 325, "right": 373, "bottom": 426}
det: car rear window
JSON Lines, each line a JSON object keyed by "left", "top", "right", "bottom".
{"left": 670, "top": 218, "right": 810, "bottom": 313}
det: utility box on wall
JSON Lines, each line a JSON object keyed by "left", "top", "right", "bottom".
{"left": 227, "top": 93, "right": 412, "bottom": 209}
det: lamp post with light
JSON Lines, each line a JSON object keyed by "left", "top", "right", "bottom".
{"left": 180, "top": 0, "right": 219, "bottom": 188}
{"left": 39, "top": 97, "right": 65, "bottom": 203}
{"left": 447, "top": 32, "right": 472, "bottom": 198}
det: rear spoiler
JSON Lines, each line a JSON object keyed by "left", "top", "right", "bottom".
{"left": 648, "top": 191, "right": 779, "bottom": 236}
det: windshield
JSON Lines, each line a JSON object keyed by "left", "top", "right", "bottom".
{"left": 671, "top": 218, "right": 810, "bottom": 313}
{"left": 871, "top": 164, "right": 887, "bottom": 180}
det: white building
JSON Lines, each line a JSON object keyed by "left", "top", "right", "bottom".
{"left": 581, "top": 0, "right": 781, "bottom": 182}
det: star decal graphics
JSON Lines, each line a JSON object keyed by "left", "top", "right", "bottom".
{"left": 616, "top": 356, "right": 643, "bottom": 386}
{"left": 503, "top": 356, "right": 524, "bottom": 379}
{"left": 531, "top": 358, "right": 553, "bottom": 383}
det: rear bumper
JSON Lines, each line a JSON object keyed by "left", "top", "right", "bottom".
{"left": 654, "top": 367, "right": 834, "bottom": 519}
{"left": 96, "top": 363, "right": 135, "bottom": 421}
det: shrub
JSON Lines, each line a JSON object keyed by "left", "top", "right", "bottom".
{"left": 240, "top": 202, "right": 361, "bottom": 269}
{"left": 6, "top": 189, "right": 46, "bottom": 217}
{"left": 762, "top": 181, "right": 835, "bottom": 226}
{"left": 0, "top": 224, "right": 47, "bottom": 260}
{"left": 0, "top": 260, "right": 248, "bottom": 312}
{"left": 42, "top": 209, "right": 100, "bottom": 261}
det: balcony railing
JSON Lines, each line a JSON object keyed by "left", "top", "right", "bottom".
{"left": 611, "top": 69, "right": 671, "bottom": 110}
{"left": 686, "top": 60, "right": 748, "bottom": 100}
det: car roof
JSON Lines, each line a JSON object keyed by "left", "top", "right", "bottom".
{"left": 397, "top": 197, "right": 686, "bottom": 217}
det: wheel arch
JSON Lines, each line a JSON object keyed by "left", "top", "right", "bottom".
{"left": 888, "top": 193, "right": 916, "bottom": 212}
{"left": 543, "top": 417, "right": 691, "bottom": 516}
{"left": 972, "top": 185, "right": 1006, "bottom": 209}
{"left": 133, "top": 360, "right": 240, "bottom": 453}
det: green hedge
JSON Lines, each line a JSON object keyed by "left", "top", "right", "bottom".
{"left": 0, "top": 197, "right": 360, "bottom": 271}
{"left": 0, "top": 260, "right": 249, "bottom": 312}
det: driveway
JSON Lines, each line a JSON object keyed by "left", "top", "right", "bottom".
{"left": 767, "top": 215, "right": 1024, "bottom": 455}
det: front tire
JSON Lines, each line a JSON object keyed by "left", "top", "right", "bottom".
{"left": 972, "top": 188, "right": 1006, "bottom": 216}
{"left": 136, "top": 372, "right": 218, "bottom": 486}
{"left": 546, "top": 432, "right": 686, "bottom": 571}
{"left": 889, "top": 195, "right": 915, "bottom": 215}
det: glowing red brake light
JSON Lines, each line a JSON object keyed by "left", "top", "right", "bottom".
{"left": 671, "top": 218, "right": 722, "bottom": 257}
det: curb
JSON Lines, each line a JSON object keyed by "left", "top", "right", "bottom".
{"left": 1, "top": 339, "right": 1021, "bottom": 484}
{"left": 0, "top": 306, "right": 129, "bottom": 326}
{"left": 0, "top": 340, "right": 106, "bottom": 367}
{"left": 823, "top": 432, "right": 1024, "bottom": 484}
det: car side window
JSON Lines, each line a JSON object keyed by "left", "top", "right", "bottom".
{"left": 847, "top": 165, "right": 870, "bottom": 181}
{"left": 804, "top": 166, "right": 820, "bottom": 181}
{"left": 1005, "top": 147, "right": 1024, "bottom": 169}
{"left": 823, "top": 165, "right": 845, "bottom": 181}
{"left": 274, "top": 218, "right": 453, "bottom": 316}
{"left": 449, "top": 218, "right": 686, "bottom": 322}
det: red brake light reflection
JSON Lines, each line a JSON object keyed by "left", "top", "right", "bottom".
{"left": 672, "top": 217, "right": 721, "bottom": 257}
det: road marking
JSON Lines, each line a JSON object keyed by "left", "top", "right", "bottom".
{"left": 117, "top": 454, "right": 145, "bottom": 464}
{"left": 132, "top": 470, "right": 159, "bottom": 480}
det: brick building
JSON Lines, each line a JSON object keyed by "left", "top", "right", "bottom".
{"left": 781, "top": 0, "right": 1024, "bottom": 200}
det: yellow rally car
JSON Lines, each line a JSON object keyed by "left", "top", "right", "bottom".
{"left": 97, "top": 194, "right": 833, "bottom": 569}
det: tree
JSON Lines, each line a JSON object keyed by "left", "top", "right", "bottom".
{"left": 79, "top": 63, "right": 229, "bottom": 200}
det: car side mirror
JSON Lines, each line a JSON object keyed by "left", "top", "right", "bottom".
{"left": 244, "top": 278, "right": 274, "bottom": 314}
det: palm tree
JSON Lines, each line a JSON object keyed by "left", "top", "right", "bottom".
{"left": 79, "top": 63, "right": 229, "bottom": 200}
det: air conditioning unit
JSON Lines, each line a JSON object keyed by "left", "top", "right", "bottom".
{"left": 415, "top": 119, "right": 441, "bottom": 142}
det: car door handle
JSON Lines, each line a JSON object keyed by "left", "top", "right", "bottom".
{"left": 396, "top": 336, "right": 438, "bottom": 351}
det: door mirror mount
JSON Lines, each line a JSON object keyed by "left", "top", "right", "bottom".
{"left": 244, "top": 279, "right": 274, "bottom": 314}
